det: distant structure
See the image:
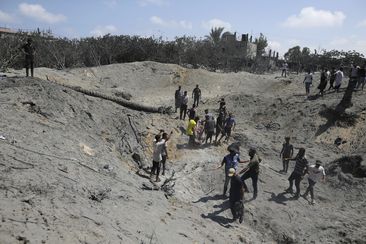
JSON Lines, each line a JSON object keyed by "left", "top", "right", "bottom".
{"left": 220, "top": 32, "right": 257, "bottom": 60}
{"left": 0, "top": 26, "right": 53, "bottom": 38}
{"left": 0, "top": 27, "right": 16, "bottom": 37}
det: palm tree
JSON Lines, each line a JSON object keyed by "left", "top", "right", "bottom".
{"left": 205, "top": 27, "right": 224, "bottom": 46}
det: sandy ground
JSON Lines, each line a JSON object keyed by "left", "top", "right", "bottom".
{"left": 1, "top": 62, "right": 366, "bottom": 244}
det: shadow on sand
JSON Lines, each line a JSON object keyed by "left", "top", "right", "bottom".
{"left": 200, "top": 200, "right": 234, "bottom": 228}
{"left": 176, "top": 142, "right": 215, "bottom": 150}
{"left": 192, "top": 194, "right": 223, "bottom": 203}
{"left": 265, "top": 191, "right": 298, "bottom": 206}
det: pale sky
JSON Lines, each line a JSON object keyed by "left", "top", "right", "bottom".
{"left": 1, "top": 0, "right": 366, "bottom": 56}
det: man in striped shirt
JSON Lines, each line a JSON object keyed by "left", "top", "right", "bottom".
{"left": 285, "top": 148, "right": 309, "bottom": 198}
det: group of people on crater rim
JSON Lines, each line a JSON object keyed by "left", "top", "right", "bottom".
{"left": 302, "top": 62, "right": 365, "bottom": 99}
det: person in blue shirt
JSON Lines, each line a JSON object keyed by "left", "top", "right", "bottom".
{"left": 216, "top": 143, "right": 246, "bottom": 197}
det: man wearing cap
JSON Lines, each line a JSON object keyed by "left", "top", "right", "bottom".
{"left": 228, "top": 168, "right": 244, "bottom": 223}
{"left": 239, "top": 148, "right": 262, "bottom": 199}
{"left": 302, "top": 160, "right": 326, "bottom": 204}
{"left": 217, "top": 143, "right": 245, "bottom": 197}
{"left": 285, "top": 148, "right": 309, "bottom": 198}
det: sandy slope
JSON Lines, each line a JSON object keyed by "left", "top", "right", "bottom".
{"left": 1, "top": 62, "right": 366, "bottom": 244}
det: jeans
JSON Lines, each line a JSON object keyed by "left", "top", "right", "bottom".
{"left": 161, "top": 155, "right": 167, "bottom": 175}
{"left": 304, "top": 178, "right": 316, "bottom": 200}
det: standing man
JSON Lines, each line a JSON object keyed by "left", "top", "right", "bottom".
{"left": 285, "top": 148, "right": 309, "bottom": 198}
{"left": 328, "top": 67, "right": 336, "bottom": 90}
{"left": 349, "top": 64, "right": 359, "bottom": 91}
{"left": 214, "top": 112, "right": 225, "bottom": 144}
{"left": 357, "top": 63, "right": 366, "bottom": 90}
{"left": 302, "top": 160, "right": 326, "bottom": 205}
{"left": 180, "top": 91, "right": 189, "bottom": 120}
{"left": 228, "top": 168, "right": 244, "bottom": 223}
{"left": 282, "top": 62, "right": 288, "bottom": 77}
{"left": 192, "top": 85, "right": 201, "bottom": 107}
{"left": 205, "top": 117, "right": 215, "bottom": 144}
{"left": 187, "top": 116, "right": 199, "bottom": 146}
{"left": 318, "top": 67, "right": 328, "bottom": 96}
{"left": 334, "top": 67, "right": 344, "bottom": 93}
{"left": 160, "top": 132, "right": 171, "bottom": 176}
{"left": 174, "top": 86, "right": 183, "bottom": 113}
{"left": 22, "top": 38, "right": 35, "bottom": 77}
{"left": 279, "top": 137, "right": 294, "bottom": 173}
{"left": 240, "top": 148, "right": 261, "bottom": 199}
{"left": 303, "top": 69, "right": 313, "bottom": 98}
{"left": 151, "top": 130, "right": 173, "bottom": 182}
{"left": 217, "top": 144, "right": 245, "bottom": 198}
{"left": 218, "top": 113, "right": 236, "bottom": 143}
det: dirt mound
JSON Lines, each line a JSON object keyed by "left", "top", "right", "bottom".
{"left": 327, "top": 155, "right": 366, "bottom": 178}
{"left": 2, "top": 62, "right": 366, "bottom": 243}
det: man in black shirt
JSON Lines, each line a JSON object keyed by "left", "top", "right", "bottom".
{"left": 22, "top": 38, "right": 35, "bottom": 77}
{"left": 357, "top": 63, "right": 365, "bottom": 90}
{"left": 228, "top": 168, "right": 244, "bottom": 223}
{"left": 240, "top": 148, "right": 261, "bottom": 199}
{"left": 192, "top": 85, "right": 201, "bottom": 107}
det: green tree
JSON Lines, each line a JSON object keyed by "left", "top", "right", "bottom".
{"left": 205, "top": 27, "right": 224, "bottom": 46}
{"left": 255, "top": 33, "right": 268, "bottom": 56}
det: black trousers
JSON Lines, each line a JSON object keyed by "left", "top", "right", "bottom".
{"left": 180, "top": 104, "right": 187, "bottom": 120}
{"left": 193, "top": 96, "right": 200, "bottom": 107}
{"left": 25, "top": 57, "right": 34, "bottom": 77}
{"left": 241, "top": 171, "right": 258, "bottom": 196}
{"left": 161, "top": 155, "right": 167, "bottom": 175}
{"left": 230, "top": 200, "right": 243, "bottom": 221}
{"left": 282, "top": 159, "right": 289, "bottom": 172}
{"left": 288, "top": 172, "right": 302, "bottom": 196}
{"left": 151, "top": 161, "right": 160, "bottom": 177}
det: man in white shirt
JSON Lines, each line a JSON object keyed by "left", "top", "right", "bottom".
{"left": 151, "top": 130, "right": 173, "bottom": 182}
{"left": 334, "top": 67, "right": 344, "bottom": 93}
{"left": 302, "top": 160, "right": 326, "bottom": 204}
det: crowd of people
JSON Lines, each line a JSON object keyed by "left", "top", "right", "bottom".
{"left": 303, "top": 62, "right": 366, "bottom": 99}
{"left": 219, "top": 141, "right": 326, "bottom": 222}
{"left": 147, "top": 63, "right": 366, "bottom": 223}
